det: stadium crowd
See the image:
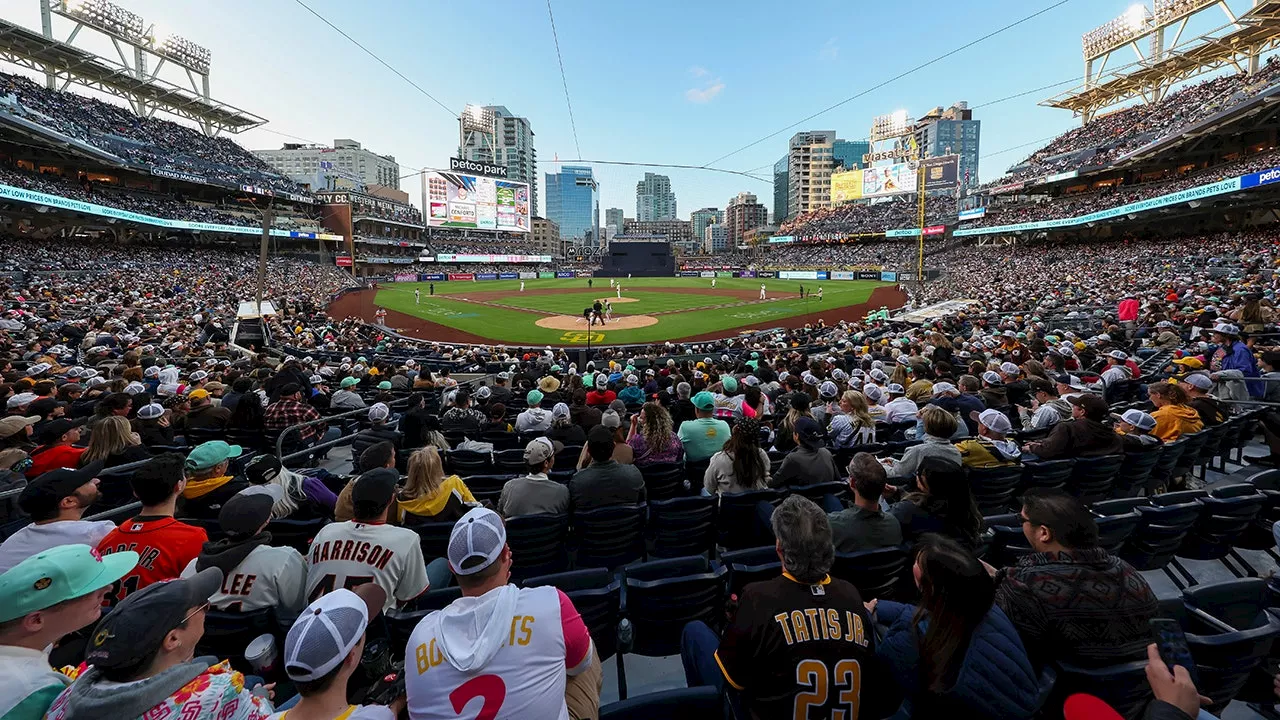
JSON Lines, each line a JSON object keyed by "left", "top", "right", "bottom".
{"left": 779, "top": 195, "right": 953, "bottom": 239}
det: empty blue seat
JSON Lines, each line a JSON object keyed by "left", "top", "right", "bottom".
{"left": 506, "top": 513, "right": 569, "bottom": 581}
{"left": 647, "top": 495, "right": 716, "bottom": 559}
{"left": 599, "top": 687, "right": 721, "bottom": 719}
{"left": 573, "top": 503, "right": 647, "bottom": 570}
{"left": 831, "top": 546, "right": 909, "bottom": 600}
{"left": 720, "top": 545, "right": 779, "bottom": 598}
{"left": 622, "top": 556, "right": 728, "bottom": 657}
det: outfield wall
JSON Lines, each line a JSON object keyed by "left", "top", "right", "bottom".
{"left": 368, "top": 269, "right": 920, "bottom": 283}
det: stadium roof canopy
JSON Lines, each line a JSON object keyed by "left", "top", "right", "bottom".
{"left": 1043, "top": 0, "right": 1280, "bottom": 121}
{"left": 0, "top": 18, "right": 265, "bottom": 135}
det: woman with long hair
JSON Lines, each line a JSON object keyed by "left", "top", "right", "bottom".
{"left": 831, "top": 390, "right": 876, "bottom": 447}
{"left": 1148, "top": 382, "right": 1203, "bottom": 442}
{"left": 740, "top": 385, "right": 768, "bottom": 419}
{"left": 872, "top": 535, "right": 1038, "bottom": 718}
{"left": 243, "top": 453, "right": 337, "bottom": 520}
{"left": 773, "top": 392, "right": 814, "bottom": 453}
{"left": 78, "top": 415, "right": 150, "bottom": 468}
{"left": 397, "top": 446, "right": 476, "bottom": 523}
{"left": 704, "top": 418, "right": 771, "bottom": 495}
{"left": 626, "top": 402, "right": 683, "bottom": 466}
{"left": 227, "top": 390, "right": 265, "bottom": 431}
{"left": 890, "top": 456, "right": 983, "bottom": 549}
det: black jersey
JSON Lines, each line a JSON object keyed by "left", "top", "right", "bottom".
{"left": 715, "top": 572, "right": 895, "bottom": 720}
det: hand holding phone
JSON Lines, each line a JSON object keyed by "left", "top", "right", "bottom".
{"left": 1149, "top": 619, "right": 1200, "bottom": 687}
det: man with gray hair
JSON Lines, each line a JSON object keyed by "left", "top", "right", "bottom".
{"left": 669, "top": 381, "right": 696, "bottom": 430}
{"left": 680, "top": 495, "right": 895, "bottom": 717}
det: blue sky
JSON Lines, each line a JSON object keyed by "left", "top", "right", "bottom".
{"left": 5, "top": 0, "right": 1253, "bottom": 218}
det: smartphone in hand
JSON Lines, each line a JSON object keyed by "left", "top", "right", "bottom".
{"left": 1150, "top": 618, "right": 1200, "bottom": 686}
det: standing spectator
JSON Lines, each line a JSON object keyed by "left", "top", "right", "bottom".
{"left": 0, "top": 463, "right": 112, "bottom": 573}
{"left": 995, "top": 488, "right": 1158, "bottom": 670}
{"left": 570, "top": 425, "right": 645, "bottom": 511}
{"left": 772, "top": 417, "right": 840, "bottom": 488}
{"left": 0, "top": 544, "right": 138, "bottom": 720}
{"left": 1210, "top": 323, "right": 1261, "bottom": 398}
{"left": 498, "top": 438, "right": 569, "bottom": 518}
{"left": 828, "top": 453, "right": 902, "bottom": 552}
{"left": 677, "top": 392, "right": 731, "bottom": 462}
{"left": 97, "top": 454, "right": 208, "bottom": 600}
{"left": 704, "top": 418, "right": 771, "bottom": 495}
{"left": 626, "top": 402, "right": 682, "bottom": 466}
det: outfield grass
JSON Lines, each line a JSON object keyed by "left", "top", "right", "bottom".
{"left": 372, "top": 277, "right": 887, "bottom": 345}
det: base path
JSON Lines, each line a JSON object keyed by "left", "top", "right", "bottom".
{"left": 536, "top": 314, "right": 658, "bottom": 331}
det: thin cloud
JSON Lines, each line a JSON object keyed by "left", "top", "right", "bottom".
{"left": 685, "top": 81, "right": 725, "bottom": 103}
{"left": 821, "top": 38, "right": 839, "bottom": 59}
{"left": 688, "top": 65, "right": 709, "bottom": 78}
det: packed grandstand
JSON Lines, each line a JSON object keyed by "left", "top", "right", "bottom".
{"left": 9, "top": 3, "right": 1280, "bottom": 720}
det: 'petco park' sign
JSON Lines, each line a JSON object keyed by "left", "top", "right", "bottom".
{"left": 449, "top": 158, "right": 507, "bottom": 178}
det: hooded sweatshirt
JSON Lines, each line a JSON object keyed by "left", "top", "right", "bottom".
{"left": 404, "top": 584, "right": 593, "bottom": 720}
{"left": 1151, "top": 404, "right": 1203, "bottom": 443}
{"left": 515, "top": 406, "right": 551, "bottom": 433}
{"left": 44, "top": 658, "right": 272, "bottom": 720}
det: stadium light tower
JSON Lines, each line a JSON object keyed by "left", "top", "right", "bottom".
{"left": 458, "top": 103, "right": 497, "bottom": 165}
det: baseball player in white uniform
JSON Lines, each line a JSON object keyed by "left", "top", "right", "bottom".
{"left": 180, "top": 487, "right": 308, "bottom": 622}
{"left": 616, "top": 284, "right": 622, "bottom": 299}
{"left": 603, "top": 299, "right": 613, "bottom": 323}
{"left": 415, "top": 289, "right": 421, "bottom": 304}
{"left": 711, "top": 277, "right": 716, "bottom": 288}
{"left": 306, "top": 468, "right": 430, "bottom": 611}
{"left": 406, "top": 507, "right": 597, "bottom": 720}
{"left": 760, "top": 283, "right": 767, "bottom": 300}
{"left": 520, "top": 281, "right": 525, "bottom": 292}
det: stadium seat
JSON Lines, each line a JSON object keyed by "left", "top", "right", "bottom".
{"left": 716, "top": 489, "right": 783, "bottom": 550}
{"left": 1149, "top": 437, "right": 1188, "bottom": 492}
{"left": 573, "top": 503, "right": 647, "bottom": 570}
{"left": 1173, "top": 430, "right": 1210, "bottom": 482}
{"left": 981, "top": 513, "right": 1033, "bottom": 568}
{"left": 197, "top": 607, "right": 279, "bottom": 676}
{"left": 1068, "top": 453, "right": 1123, "bottom": 504}
{"left": 1166, "top": 484, "right": 1266, "bottom": 587}
{"left": 459, "top": 474, "right": 512, "bottom": 504}
{"left": 522, "top": 568, "right": 629, "bottom": 697}
{"left": 266, "top": 517, "right": 329, "bottom": 554}
{"left": 1182, "top": 579, "right": 1280, "bottom": 714}
{"left": 720, "top": 545, "right": 780, "bottom": 598}
{"left": 1019, "top": 458, "right": 1074, "bottom": 494}
{"left": 831, "top": 546, "right": 909, "bottom": 600}
{"left": 406, "top": 518, "right": 457, "bottom": 561}
{"left": 493, "top": 448, "right": 528, "bottom": 474}
{"left": 1091, "top": 504, "right": 1142, "bottom": 556}
{"left": 1050, "top": 659, "right": 1152, "bottom": 720}
{"left": 384, "top": 588, "right": 465, "bottom": 654}
{"left": 637, "top": 462, "right": 685, "bottom": 500}
{"left": 1120, "top": 492, "right": 1205, "bottom": 574}
{"left": 1193, "top": 423, "right": 1230, "bottom": 480}
{"left": 1214, "top": 418, "right": 1244, "bottom": 473}
{"left": 480, "top": 431, "right": 519, "bottom": 450}
{"left": 789, "top": 480, "right": 850, "bottom": 507}
{"left": 1111, "top": 450, "right": 1161, "bottom": 498}
{"left": 647, "top": 495, "right": 717, "bottom": 558}
{"left": 622, "top": 556, "right": 728, "bottom": 657}
{"left": 554, "top": 446, "right": 583, "bottom": 472}
{"left": 684, "top": 458, "right": 711, "bottom": 490}
{"left": 445, "top": 449, "right": 493, "bottom": 476}
{"left": 967, "top": 465, "right": 1023, "bottom": 515}
{"left": 505, "top": 513, "right": 570, "bottom": 581}
{"left": 599, "top": 687, "right": 721, "bottom": 719}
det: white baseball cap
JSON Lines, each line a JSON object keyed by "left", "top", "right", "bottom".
{"left": 978, "top": 409, "right": 1013, "bottom": 435}
{"left": 448, "top": 507, "right": 507, "bottom": 576}
{"left": 1111, "top": 409, "right": 1157, "bottom": 431}
{"left": 282, "top": 585, "right": 385, "bottom": 681}
{"left": 368, "top": 403, "right": 390, "bottom": 422}
{"left": 1182, "top": 373, "right": 1213, "bottom": 391}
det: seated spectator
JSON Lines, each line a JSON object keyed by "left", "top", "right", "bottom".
{"left": 277, "top": 584, "right": 403, "bottom": 720}
{"left": 489, "top": 372, "right": 515, "bottom": 405}
{"left": 678, "top": 391, "right": 732, "bottom": 462}
{"left": 42, "top": 566, "right": 275, "bottom": 720}
{"left": 26, "top": 419, "right": 86, "bottom": 479}
{"left": 441, "top": 388, "right": 486, "bottom": 435}
{"left": 832, "top": 390, "right": 876, "bottom": 446}
{"left": 225, "top": 391, "right": 265, "bottom": 433}
{"left": 885, "top": 405, "right": 963, "bottom": 481}
{"left": 328, "top": 376, "right": 366, "bottom": 411}
{"left": 585, "top": 374, "right": 616, "bottom": 406}
{"left": 618, "top": 374, "right": 644, "bottom": 405}
{"left": 547, "top": 403, "right": 586, "bottom": 445}
{"left": 577, "top": 411, "right": 634, "bottom": 469}
{"left": 705, "top": 418, "right": 771, "bottom": 495}
{"left": 625, "top": 402, "right": 682, "bottom": 466}
{"left": 174, "top": 389, "right": 230, "bottom": 432}
{"left": 669, "top": 381, "right": 696, "bottom": 428}
{"left": 77, "top": 416, "right": 150, "bottom": 468}
{"left": 335, "top": 441, "right": 397, "bottom": 523}
{"left": 874, "top": 535, "right": 1038, "bottom": 719}
{"left": 995, "top": 488, "right": 1158, "bottom": 670}
{"left": 405, "top": 507, "right": 600, "bottom": 719}
{"left": 890, "top": 457, "right": 983, "bottom": 549}
{"left": 179, "top": 486, "right": 307, "bottom": 624}
{"left": 570, "top": 425, "right": 645, "bottom": 512}
{"left": 828, "top": 452, "right": 902, "bottom": 552}
{"left": 883, "top": 383, "right": 918, "bottom": 423}
{"left": 1179, "top": 372, "right": 1224, "bottom": 427}
{"left": 397, "top": 446, "right": 475, "bottom": 523}
{"left": 498, "top": 438, "right": 569, "bottom": 518}
{"left": 0, "top": 463, "right": 112, "bottom": 573}
{"left": 180, "top": 441, "right": 249, "bottom": 519}
{"left": 680, "top": 496, "right": 896, "bottom": 719}
{"left": 482, "top": 402, "right": 512, "bottom": 434}
{"left": 771, "top": 417, "right": 840, "bottom": 488}
{"left": 0, "top": 414, "right": 38, "bottom": 471}
{"left": 0, "top": 544, "right": 137, "bottom": 720}
{"left": 570, "top": 389, "right": 603, "bottom": 431}
{"left": 1018, "top": 378, "right": 1070, "bottom": 431}
{"left": 515, "top": 390, "right": 552, "bottom": 433}
{"left": 955, "top": 409, "right": 1022, "bottom": 468}
{"left": 131, "top": 402, "right": 175, "bottom": 447}
{"left": 351, "top": 403, "right": 404, "bottom": 459}
{"left": 306, "top": 467, "right": 447, "bottom": 610}
{"left": 397, "top": 392, "right": 433, "bottom": 449}
{"left": 98, "top": 454, "right": 208, "bottom": 600}
{"left": 1022, "top": 394, "right": 1124, "bottom": 459}
{"left": 1113, "top": 409, "right": 1163, "bottom": 452}
{"left": 1148, "top": 382, "right": 1203, "bottom": 443}
{"left": 265, "top": 384, "right": 337, "bottom": 449}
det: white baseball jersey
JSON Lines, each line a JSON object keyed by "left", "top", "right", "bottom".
{"left": 306, "top": 521, "right": 428, "bottom": 611}
{"left": 405, "top": 585, "right": 592, "bottom": 720}
{"left": 181, "top": 544, "right": 309, "bottom": 623}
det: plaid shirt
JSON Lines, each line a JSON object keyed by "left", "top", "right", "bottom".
{"left": 265, "top": 398, "right": 324, "bottom": 443}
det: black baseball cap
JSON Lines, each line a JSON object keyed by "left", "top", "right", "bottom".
{"left": 794, "top": 416, "right": 825, "bottom": 449}
{"left": 243, "top": 453, "right": 283, "bottom": 485}
{"left": 86, "top": 567, "right": 223, "bottom": 669}
{"left": 218, "top": 491, "right": 277, "bottom": 537}
{"left": 351, "top": 468, "right": 399, "bottom": 517}
{"left": 19, "top": 461, "right": 104, "bottom": 517}
{"left": 1067, "top": 393, "right": 1109, "bottom": 421}
{"left": 35, "top": 417, "right": 84, "bottom": 445}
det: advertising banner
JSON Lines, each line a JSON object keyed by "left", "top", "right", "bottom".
{"left": 715, "top": 271, "right": 733, "bottom": 278}
{"left": 885, "top": 228, "right": 919, "bottom": 238}
{"left": 575, "top": 271, "right": 593, "bottom": 278}
{"left": 518, "top": 271, "right": 538, "bottom": 279}
{"left": 417, "top": 255, "right": 435, "bottom": 263}
{"left": 448, "top": 273, "right": 474, "bottom": 281}
{"left": 757, "top": 270, "right": 777, "bottom": 278}
{"left": 816, "top": 271, "right": 829, "bottom": 280}
{"left": 990, "top": 181, "right": 1026, "bottom": 195}
{"left": 1037, "top": 170, "right": 1079, "bottom": 185}
{"left": 768, "top": 235, "right": 796, "bottom": 244}
{"left": 393, "top": 273, "right": 418, "bottom": 282}
{"left": 831, "top": 169, "right": 864, "bottom": 204}
{"left": 897, "top": 272, "right": 917, "bottom": 282}
{"left": 422, "top": 273, "right": 446, "bottom": 281}
{"left": 335, "top": 257, "right": 353, "bottom": 267}
{"left": 700, "top": 271, "right": 716, "bottom": 278}
{"left": 957, "top": 207, "right": 987, "bottom": 222}
{"left": 555, "top": 271, "right": 575, "bottom": 278}
{"left": 476, "top": 273, "right": 498, "bottom": 280}
{"left": 779, "top": 270, "right": 819, "bottom": 280}
{"left": 679, "top": 271, "right": 701, "bottom": 277}
{"left": 881, "top": 271, "right": 897, "bottom": 282}
{"left": 152, "top": 166, "right": 207, "bottom": 185}
{"left": 1240, "top": 167, "right": 1280, "bottom": 189}
{"left": 538, "top": 272, "right": 556, "bottom": 279}
{"left": 738, "top": 270, "right": 756, "bottom": 278}
{"left": 922, "top": 155, "right": 959, "bottom": 191}
{"left": 831, "top": 271, "right": 857, "bottom": 281}
{"left": 862, "top": 162, "right": 917, "bottom": 198}
{"left": 923, "top": 225, "right": 946, "bottom": 236}
{"left": 857, "top": 271, "right": 881, "bottom": 280}
{"left": 498, "top": 272, "right": 519, "bottom": 280}
{"left": 434, "top": 253, "right": 552, "bottom": 263}
{"left": 425, "top": 171, "right": 530, "bottom": 232}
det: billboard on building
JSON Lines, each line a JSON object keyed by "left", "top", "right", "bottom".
{"left": 922, "top": 155, "right": 959, "bottom": 191}
{"left": 831, "top": 169, "right": 864, "bottom": 204}
{"left": 424, "top": 171, "right": 530, "bottom": 232}
{"left": 862, "top": 162, "right": 917, "bottom": 198}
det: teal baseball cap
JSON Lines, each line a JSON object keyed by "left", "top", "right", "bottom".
{"left": 692, "top": 391, "right": 716, "bottom": 411}
{"left": 527, "top": 389, "right": 544, "bottom": 406}
{"left": 0, "top": 543, "right": 138, "bottom": 623}
{"left": 720, "top": 375, "right": 739, "bottom": 394}
{"left": 377, "top": 380, "right": 392, "bottom": 390}
{"left": 185, "top": 440, "right": 243, "bottom": 472}
{"left": 340, "top": 377, "right": 359, "bottom": 388}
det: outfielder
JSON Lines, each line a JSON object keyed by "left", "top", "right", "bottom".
{"left": 414, "top": 289, "right": 420, "bottom": 304}
{"left": 759, "top": 283, "right": 767, "bottom": 300}
{"left": 711, "top": 277, "right": 716, "bottom": 289}
{"left": 817, "top": 286, "right": 824, "bottom": 301}
{"left": 520, "top": 280, "right": 526, "bottom": 292}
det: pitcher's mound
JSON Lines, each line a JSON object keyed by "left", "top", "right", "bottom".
{"left": 536, "top": 314, "right": 658, "bottom": 331}
{"left": 597, "top": 297, "right": 639, "bottom": 304}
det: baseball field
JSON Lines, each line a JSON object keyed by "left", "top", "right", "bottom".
{"left": 327, "top": 277, "right": 906, "bottom": 346}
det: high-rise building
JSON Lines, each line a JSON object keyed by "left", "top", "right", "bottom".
{"left": 689, "top": 208, "right": 722, "bottom": 245}
{"left": 635, "top": 172, "right": 677, "bottom": 221}
{"left": 787, "top": 130, "right": 836, "bottom": 218}
{"left": 605, "top": 207, "right": 625, "bottom": 235}
{"left": 531, "top": 217, "right": 562, "bottom": 257}
{"left": 703, "top": 223, "right": 727, "bottom": 253}
{"left": 458, "top": 105, "right": 538, "bottom": 214}
{"left": 832, "top": 139, "right": 870, "bottom": 171}
{"left": 544, "top": 166, "right": 599, "bottom": 246}
{"left": 253, "top": 139, "right": 400, "bottom": 191}
{"left": 773, "top": 154, "right": 789, "bottom": 223}
{"left": 913, "top": 102, "right": 981, "bottom": 189}
{"left": 725, "top": 192, "right": 769, "bottom": 245}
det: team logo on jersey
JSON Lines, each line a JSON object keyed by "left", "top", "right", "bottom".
{"left": 809, "top": 584, "right": 825, "bottom": 596}
{"left": 33, "top": 576, "right": 52, "bottom": 590}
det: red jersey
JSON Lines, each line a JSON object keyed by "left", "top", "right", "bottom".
{"left": 586, "top": 389, "right": 616, "bottom": 405}
{"left": 98, "top": 516, "right": 207, "bottom": 603}
{"left": 26, "top": 445, "right": 85, "bottom": 479}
